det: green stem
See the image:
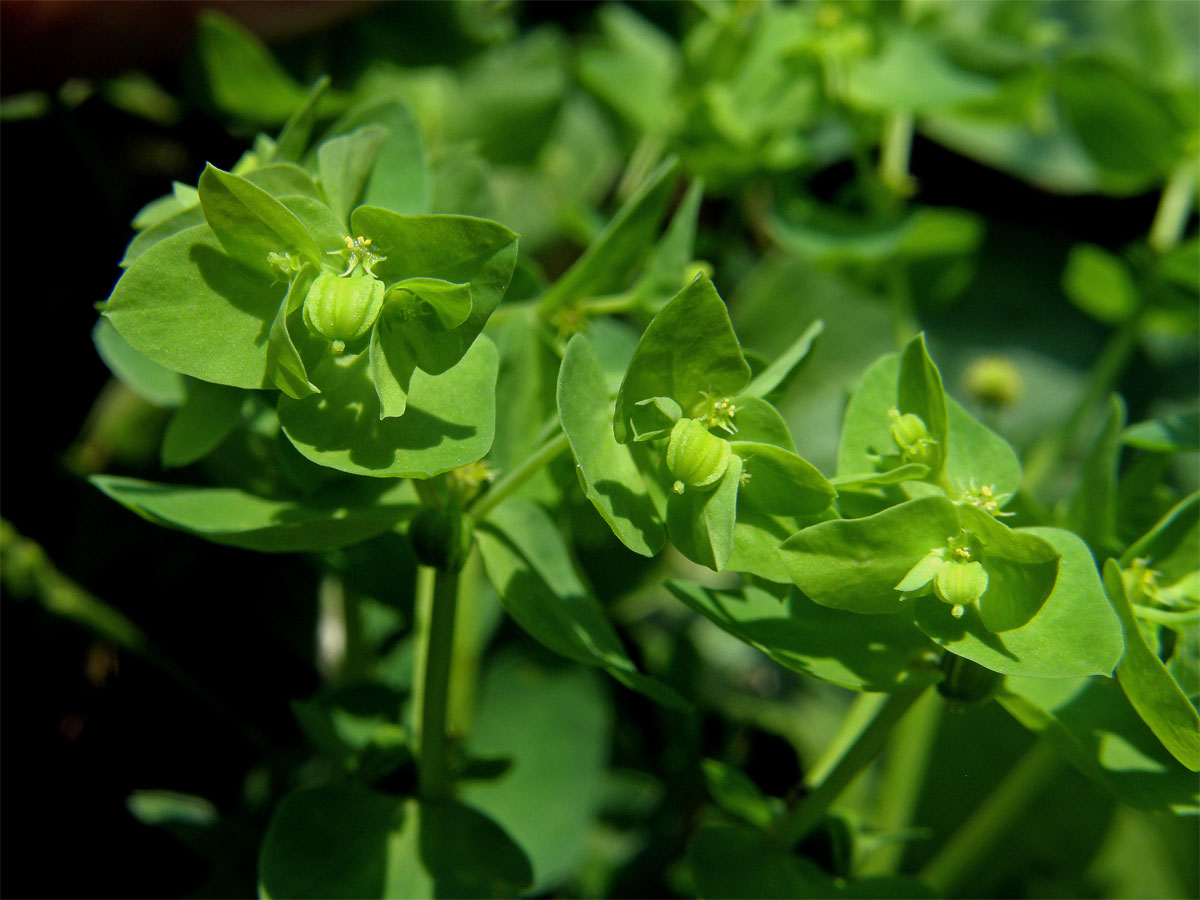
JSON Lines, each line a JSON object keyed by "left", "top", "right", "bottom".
{"left": 886, "top": 261, "right": 917, "bottom": 350}
{"left": 467, "top": 431, "right": 570, "bottom": 520}
{"left": 804, "top": 692, "right": 890, "bottom": 787}
{"left": 879, "top": 111, "right": 915, "bottom": 197}
{"left": 413, "top": 565, "right": 460, "bottom": 800}
{"left": 773, "top": 687, "right": 927, "bottom": 848}
{"left": 1148, "top": 159, "right": 1197, "bottom": 254}
{"left": 859, "top": 688, "right": 942, "bottom": 876}
{"left": 917, "top": 739, "right": 1061, "bottom": 896}
{"left": 616, "top": 133, "right": 666, "bottom": 202}
{"left": 582, "top": 291, "right": 639, "bottom": 317}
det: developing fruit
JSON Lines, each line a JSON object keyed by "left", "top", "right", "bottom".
{"left": 303, "top": 271, "right": 385, "bottom": 353}
{"left": 666, "top": 418, "right": 731, "bottom": 494}
{"left": 934, "top": 559, "right": 989, "bottom": 619}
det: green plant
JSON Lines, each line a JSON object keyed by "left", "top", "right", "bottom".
{"left": 18, "top": 3, "right": 1197, "bottom": 897}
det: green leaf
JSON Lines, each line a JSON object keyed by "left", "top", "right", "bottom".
{"left": 195, "top": 10, "right": 314, "bottom": 125}
{"left": 539, "top": 157, "right": 679, "bottom": 312}
{"left": 832, "top": 465, "right": 930, "bottom": 492}
{"left": 160, "top": 379, "right": 245, "bottom": 468}
{"left": 1066, "top": 395, "right": 1126, "bottom": 557}
{"left": 291, "top": 682, "right": 410, "bottom": 780}
{"left": 632, "top": 179, "right": 705, "bottom": 310}
{"left": 92, "top": 318, "right": 186, "bottom": 406}
{"left": 90, "top": 475, "right": 415, "bottom": 552}
{"left": 461, "top": 648, "right": 611, "bottom": 894}
{"left": 278, "top": 336, "right": 498, "bottom": 478}
{"left": 688, "top": 823, "right": 837, "bottom": 899}
{"left": 914, "top": 527, "right": 1123, "bottom": 678}
{"left": 121, "top": 205, "right": 206, "bottom": 267}
{"left": 350, "top": 207, "right": 518, "bottom": 374}
{"left": 957, "top": 505, "right": 1060, "bottom": 632}
{"left": 1121, "top": 492, "right": 1199, "bottom": 582}
{"left": 1062, "top": 244, "right": 1141, "bottom": 325}
{"left": 726, "top": 441, "right": 836, "bottom": 581}
{"left": 368, "top": 313, "right": 416, "bottom": 420}
{"left": 1122, "top": 412, "right": 1200, "bottom": 452}
{"left": 266, "top": 268, "right": 321, "bottom": 399}
{"left": 667, "top": 453, "right": 742, "bottom": 571}
{"left": 768, "top": 207, "right": 982, "bottom": 268}
{"left": 780, "top": 496, "right": 961, "bottom": 614}
{"left": 1104, "top": 560, "right": 1200, "bottom": 771}
{"left": 103, "top": 225, "right": 283, "bottom": 389}
{"left": 259, "top": 785, "right": 532, "bottom": 899}
{"left": 837, "top": 352, "right": 1022, "bottom": 499}
{"left": 271, "top": 77, "right": 330, "bottom": 164}
{"left": 1056, "top": 54, "right": 1184, "bottom": 189}
{"left": 475, "top": 499, "right": 683, "bottom": 708}
{"left": 729, "top": 397, "right": 796, "bottom": 451}
{"left": 941, "top": 398, "right": 1023, "bottom": 500}
{"left": 557, "top": 335, "right": 666, "bottom": 557}
{"left": 740, "top": 319, "right": 824, "bottom": 403}
{"left": 898, "top": 334, "right": 949, "bottom": 472}
{"left": 668, "top": 582, "right": 937, "bottom": 692}
{"left": 700, "top": 759, "right": 778, "bottom": 830}
{"left": 245, "top": 163, "right": 323, "bottom": 200}
{"left": 577, "top": 3, "right": 681, "bottom": 136}
{"left": 318, "top": 125, "right": 388, "bottom": 225}
{"left": 198, "top": 164, "right": 322, "bottom": 273}
{"left": 999, "top": 675, "right": 1198, "bottom": 813}
{"left": 325, "top": 100, "right": 429, "bottom": 215}
{"left": 280, "top": 195, "right": 349, "bottom": 257}
{"left": 615, "top": 276, "right": 751, "bottom": 442}
{"left": 389, "top": 277, "right": 472, "bottom": 330}
{"left": 844, "top": 30, "right": 995, "bottom": 113}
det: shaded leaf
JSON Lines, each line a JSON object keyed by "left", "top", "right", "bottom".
{"left": 90, "top": 475, "right": 416, "bottom": 552}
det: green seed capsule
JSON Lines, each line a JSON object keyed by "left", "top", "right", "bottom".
{"left": 665, "top": 418, "right": 730, "bottom": 494}
{"left": 889, "top": 408, "right": 937, "bottom": 466}
{"left": 303, "top": 272, "right": 385, "bottom": 351}
{"left": 934, "top": 560, "right": 989, "bottom": 618}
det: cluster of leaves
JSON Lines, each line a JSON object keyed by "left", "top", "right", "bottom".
{"left": 62, "top": 2, "right": 1200, "bottom": 898}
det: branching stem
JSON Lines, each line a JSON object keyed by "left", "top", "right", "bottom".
{"left": 773, "top": 686, "right": 927, "bottom": 848}
{"left": 467, "top": 432, "right": 570, "bottom": 521}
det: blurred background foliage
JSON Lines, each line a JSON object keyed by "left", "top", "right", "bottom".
{"left": 1, "top": 1, "right": 1196, "bottom": 897}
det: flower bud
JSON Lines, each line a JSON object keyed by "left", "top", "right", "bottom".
{"left": 303, "top": 272, "right": 385, "bottom": 351}
{"left": 665, "top": 418, "right": 730, "bottom": 494}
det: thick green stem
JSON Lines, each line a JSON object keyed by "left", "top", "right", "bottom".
{"left": 467, "top": 431, "right": 570, "bottom": 520}
{"left": 917, "top": 739, "right": 1061, "bottom": 896}
{"left": 413, "top": 565, "right": 460, "bottom": 800}
{"left": 859, "top": 688, "right": 943, "bottom": 876}
{"left": 773, "top": 687, "right": 927, "bottom": 848}
{"left": 1149, "top": 159, "right": 1198, "bottom": 254}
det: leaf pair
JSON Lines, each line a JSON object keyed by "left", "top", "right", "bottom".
{"left": 561, "top": 276, "right": 833, "bottom": 573}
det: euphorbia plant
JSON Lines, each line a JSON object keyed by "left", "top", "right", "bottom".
{"left": 66, "top": 6, "right": 1198, "bottom": 899}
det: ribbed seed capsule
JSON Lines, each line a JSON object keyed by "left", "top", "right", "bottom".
{"left": 889, "top": 408, "right": 937, "bottom": 466}
{"left": 934, "top": 560, "right": 989, "bottom": 618}
{"left": 665, "top": 418, "right": 731, "bottom": 494}
{"left": 303, "top": 272, "right": 385, "bottom": 352}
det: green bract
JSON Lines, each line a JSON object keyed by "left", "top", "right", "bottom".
{"left": 101, "top": 134, "right": 518, "bottom": 475}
